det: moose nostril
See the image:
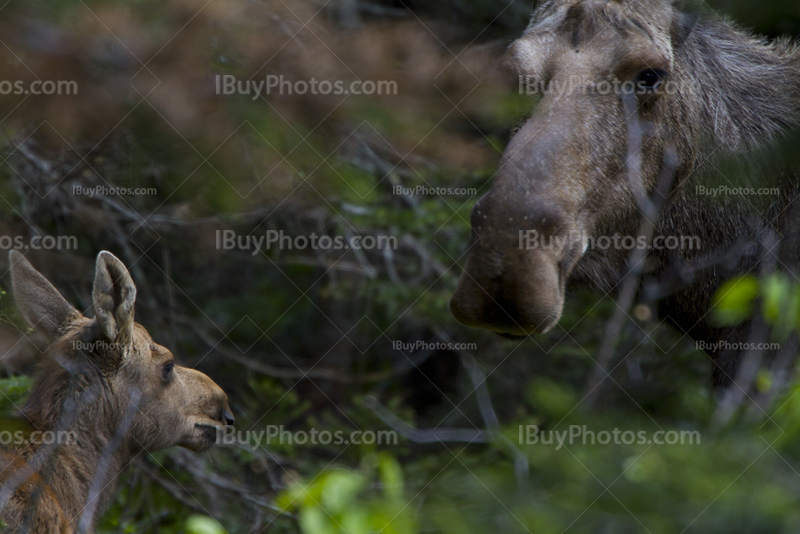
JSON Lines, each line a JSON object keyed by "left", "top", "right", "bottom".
{"left": 222, "top": 408, "right": 235, "bottom": 426}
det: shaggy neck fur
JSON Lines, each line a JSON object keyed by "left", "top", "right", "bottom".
{"left": 4, "top": 325, "right": 133, "bottom": 532}
{"left": 573, "top": 9, "right": 800, "bottom": 366}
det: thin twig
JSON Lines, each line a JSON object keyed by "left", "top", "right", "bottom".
{"left": 713, "top": 230, "right": 779, "bottom": 427}
{"left": 583, "top": 92, "right": 678, "bottom": 406}
{"left": 137, "top": 461, "right": 208, "bottom": 514}
{"left": 78, "top": 389, "right": 142, "bottom": 534}
{"left": 457, "top": 348, "right": 530, "bottom": 485}
{"left": 363, "top": 396, "right": 491, "bottom": 444}
{"left": 193, "top": 326, "right": 433, "bottom": 384}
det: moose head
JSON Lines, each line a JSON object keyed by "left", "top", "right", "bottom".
{"left": 449, "top": 0, "right": 800, "bottom": 338}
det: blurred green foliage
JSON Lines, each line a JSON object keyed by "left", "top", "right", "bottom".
{"left": 277, "top": 454, "right": 416, "bottom": 534}
{"left": 714, "top": 273, "right": 800, "bottom": 339}
{"left": 186, "top": 516, "right": 227, "bottom": 534}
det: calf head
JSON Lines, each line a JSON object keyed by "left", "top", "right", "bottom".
{"left": 10, "top": 250, "right": 234, "bottom": 452}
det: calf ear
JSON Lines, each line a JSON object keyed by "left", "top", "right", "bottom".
{"left": 9, "top": 251, "right": 81, "bottom": 339}
{"left": 92, "top": 251, "right": 136, "bottom": 342}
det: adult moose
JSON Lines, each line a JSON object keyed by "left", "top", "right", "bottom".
{"left": 450, "top": 0, "right": 800, "bottom": 386}
{"left": 0, "top": 251, "right": 234, "bottom": 533}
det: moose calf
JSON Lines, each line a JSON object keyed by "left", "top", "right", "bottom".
{"left": 0, "top": 251, "right": 234, "bottom": 533}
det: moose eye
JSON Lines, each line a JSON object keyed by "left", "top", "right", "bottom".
{"left": 162, "top": 361, "right": 174, "bottom": 381}
{"left": 636, "top": 69, "right": 668, "bottom": 91}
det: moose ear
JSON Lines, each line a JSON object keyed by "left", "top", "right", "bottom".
{"left": 9, "top": 251, "right": 81, "bottom": 339}
{"left": 92, "top": 251, "right": 136, "bottom": 342}
{"left": 672, "top": 11, "right": 699, "bottom": 50}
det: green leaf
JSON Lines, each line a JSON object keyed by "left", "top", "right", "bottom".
{"left": 526, "top": 379, "right": 577, "bottom": 417}
{"left": 762, "top": 273, "right": 792, "bottom": 323}
{"left": 299, "top": 505, "right": 336, "bottom": 534}
{"left": 320, "top": 471, "right": 364, "bottom": 513}
{"left": 712, "top": 275, "right": 760, "bottom": 325}
{"left": 341, "top": 508, "right": 371, "bottom": 534}
{"left": 756, "top": 369, "right": 774, "bottom": 394}
{"left": 622, "top": 453, "right": 665, "bottom": 483}
{"left": 378, "top": 454, "right": 404, "bottom": 502}
{"left": 185, "top": 515, "right": 226, "bottom": 534}
{"left": 793, "top": 286, "right": 800, "bottom": 331}
{"left": 0, "top": 376, "right": 33, "bottom": 415}
{"left": 276, "top": 481, "right": 313, "bottom": 511}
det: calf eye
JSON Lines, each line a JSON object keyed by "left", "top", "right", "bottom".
{"left": 636, "top": 69, "right": 667, "bottom": 91}
{"left": 162, "top": 360, "right": 174, "bottom": 381}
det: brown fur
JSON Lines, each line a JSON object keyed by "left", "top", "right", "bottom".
{"left": 0, "top": 251, "right": 234, "bottom": 533}
{"left": 450, "top": 0, "right": 800, "bottom": 386}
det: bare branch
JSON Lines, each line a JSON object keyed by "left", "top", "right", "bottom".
{"left": 363, "top": 395, "right": 491, "bottom": 444}
{"left": 193, "top": 325, "right": 433, "bottom": 384}
{"left": 583, "top": 93, "right": 679, "bottom": 406}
